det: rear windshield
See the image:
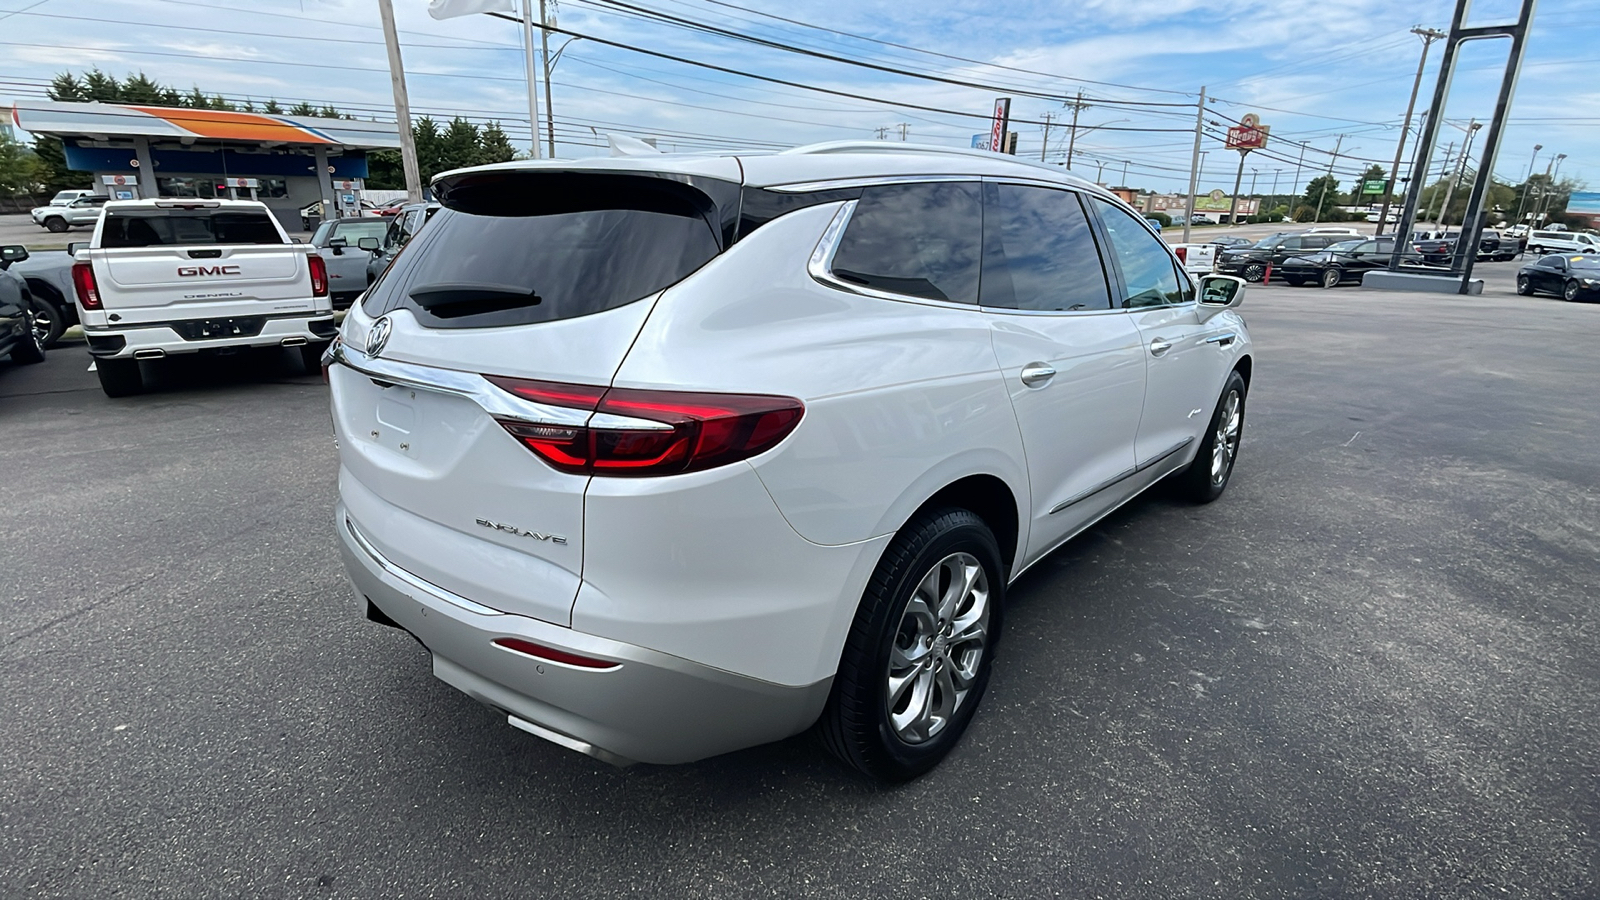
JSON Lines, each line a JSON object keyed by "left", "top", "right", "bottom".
{"left": 101, "top": 209, "right": 284, "bottom": 248}
{"left": 363, "top": 172, "right": 727, "bottom": 329}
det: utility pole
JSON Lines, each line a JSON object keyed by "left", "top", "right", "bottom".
{"left": 1064, "top": 90, "right": 1090, "bottom": 169}
{"left": 518, "top": 0, "right": 543, "bottom": 159}
{"left": 539, "top": 0, "right": 556, "bottom": 157}
{"left": 1534, "top": 152, "right": 1567, "bottom": 224}
{"left": 1094, "top": 159, "right": 1106, "bottom": 183}
{"left": 1288, "top": 142, "right": 1306, "bottom": 221}
{"left": 1182, "top": 85, "right": 1206, "bottom": 244}
{"left": 1376, "top": 26, "right": 1447, "bottom": 233}
{"left": 1268, "top": 169, "right": 1281, "bottom": 220}
{"left": 1039, "top": 111, "right": 1057, "bottom": 162}
{"left": 377, "top": 0, "right": 422, "bottom": 201}
{"left": 1312, "top": 134, "right": 1345, "bottom": 224}
{"left": 1436, "top": 119, "right": 1479, "bottom": 227}
{"left": 1513, "top": 143, "right": 1541, "bottom": 225}
{"left": 873, "top": 126, "right": 890, "bottom": 140}
{"left": 896, "top": 123, "right": 910, "bottom": 141}
{"left": 1248, "top": 167, "right": 1259, "bottom": 219}
{"left": 1121, "top": 159, "right": 1129, "bottom": 187}
{"left": 1421, "top": 140, "right": 1454, "bottom": 226}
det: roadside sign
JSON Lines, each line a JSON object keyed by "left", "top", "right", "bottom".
{"left": 1226, "top": 113, "right": 1270, "bottom": 151}
{"left": 989, "top": 98, "right": 1011, "bottom": 153}
{"left": 1362, "top": 179, "right": 1388, "bottom": 195}
{"left": 971, "top": 134, "right": 987, "bottom": 149}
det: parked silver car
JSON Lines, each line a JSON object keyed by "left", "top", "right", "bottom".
{"left": 309, "top": 218, "right": 391, "bottom": 307}
{"left": 31, "top": 195, "right": 109, "bottom": 233}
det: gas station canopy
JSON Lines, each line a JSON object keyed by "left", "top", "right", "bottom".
{"left": 9, "top": 99, "right": 401, "bottom": 149}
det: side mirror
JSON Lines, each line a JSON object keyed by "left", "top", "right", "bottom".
{"left": 1197, "top": 274, "right": 1245, "bottom": 322}
{"left": 358, "top": 237, "right": 381, "bottom": 252}
{"left": 66, "top": 242, "right": 87, "bottom": 257}
{"left": 0, "top": 245, "right": 29, "bottom": 267}
{"left": 328, "top": 236, "right": 348, "bottom": 255}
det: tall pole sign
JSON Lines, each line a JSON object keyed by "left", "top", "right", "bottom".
{"left": 989, "top": 98, "right": 1012, "bottom": 153}
{"left": 1225, "top": 113, "right": 1270, "bottom": 224}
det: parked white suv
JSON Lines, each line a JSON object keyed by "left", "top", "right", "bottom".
{"left": 71, "top": 199, "right": 337, "bottom": 396}
{"left": 328, "top": 143, "right": 1253, "bottom": 780}
{"left": 1527, "top": 229, "right": 1600, "bottom": 255}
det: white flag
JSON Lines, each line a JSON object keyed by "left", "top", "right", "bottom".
{"left": 427, "top": 0, "right": 514, "bottom": 20}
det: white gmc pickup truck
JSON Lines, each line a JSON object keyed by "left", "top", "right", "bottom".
{"left": 72, "top": 199, "right": 337, "bottom": 397}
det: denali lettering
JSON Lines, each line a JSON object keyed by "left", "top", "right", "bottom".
{"left": 475, "top": 518, "right": 567, "bottom": 544}
{"left": 177, "top": 265, "right": 242, "bottom": 277}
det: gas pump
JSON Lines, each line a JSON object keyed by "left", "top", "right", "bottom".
{"left": 100, "top": 173, "right": 140, "bottom": 200}
{"left": 220, "top": 177, "right": 260, "bottom": 201}
{"left": 334, "top": 179, "right": 364, "bottom": 217}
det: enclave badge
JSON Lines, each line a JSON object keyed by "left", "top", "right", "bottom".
{"left": 476, "top": 518, "right": 568, "bottom": 545}
{"left": 366, "top": 315, "right": 393, "bottom": 358}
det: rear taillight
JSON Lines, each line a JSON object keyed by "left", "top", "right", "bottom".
{"left": 485, "top": 375, "right": 804, "bottom": 477}
{"left": 71, "top": 261, "right": 101, "bottom": 310}
{"left": 1174, "top": 246, "right": 1187, "bottom": 262}
{"left": 308, "top": 254, "right": 329, "bottom": 297}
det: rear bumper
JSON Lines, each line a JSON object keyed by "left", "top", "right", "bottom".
{"left": 337, "top": 506, "right": 832, "bottom": 766}
{"left": 83, "top": 313, "right": 336, "bottom": 358}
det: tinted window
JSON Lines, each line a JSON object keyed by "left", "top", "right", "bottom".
{"left": 980, "top": 183, "right": 1111, "bottom": 311}
{"left": 1538, "top": 255, "right": 1564, "bottom": 266}
{"left": 830, "top": 182, "right": 981, "bottom": 304}
{"left": 1092, "top": 198, "right": 1183, "bottom": 308}
{"left": 328, "top": 220, "right": 389, "bottom": 244}
{"left": 100, "top": 210, "right": 283, "bottom": 247}
{"left": 363, "top": 191, "right": 721, "bottom": 329}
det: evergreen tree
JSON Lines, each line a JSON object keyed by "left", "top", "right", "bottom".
{"left": 82, "top": 69, "right": 122, "bottom": 102}
{"left": 186, "top": 87, "right": 210, "bottom": 109}
{"left": 262, "top": 99, "right": 284, "bottom": 115}
{"left": 439, "top": 117, "right": 481, "bottom": 174}
{"left": 1299, "top": 175, "right": 1341, "bottom": 219}
{"left": 317, "top": 105, "right": 340, "bottom": 119}
{"left": 120, "top": 72, "right": 165, "bottom": 104}
{"left": 47, "top": 73, "right": 86, "bottom": 101}
{"left": 412, "top": 116, "right": 443, "bottom": 180}
{"left": 476, "top": 122, "right": 516, "bottom": 166}
{"left": 289, "top": 101, "right": 317, "bottom": 117}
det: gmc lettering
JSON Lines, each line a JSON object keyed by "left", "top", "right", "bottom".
{"left": 177, "top": 265, "right": 242, "bottom": 277}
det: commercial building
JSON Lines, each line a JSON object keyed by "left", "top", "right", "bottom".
{"left": 7, "top": 99, "right": 401, "bottom": 231}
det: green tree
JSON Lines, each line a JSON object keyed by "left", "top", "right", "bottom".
{"left": 186, "top": 87, "right": 211, "bottom": 109}
{"left": 47, "top": 72, "right": 86, "bottom": 101}
{"left": 1348, "top": 164, "right": 1386, "bottom": 204}
{"left": 120, "top": 72, "right": 165, "bottom": 104}
{"left": 412, "top": 116, "right": 443, "bottom": 180}
{"left": 438, "top": 117, "right": 481, "bottom": 174}
{"left": 82, "top": 69, "right": 122, "bottom": 102}
{"left": 365, "top": 150, "right": 403, "bottom": 191}
{"left": 1299, "top": 175, "right": 1341, "bottom": 219}
{"left": 0, "top": 132, "right": 45, "bottom": 198}
{"left": 27, "top": 137, "right": 88, "bottom": 194}
{"left": 262, "top": 99, "right": 284, "bottom": 114}
{"left": 288, "top": 101, "right": 317, "bottom": 117}
{"left": 476, "top": 122, "right": 516, "bottom": 166}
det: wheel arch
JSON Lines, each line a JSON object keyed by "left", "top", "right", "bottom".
{"left": 23, "top": 277, "right": 76, "bottom": 325}
{"left": 1234, "top": 353, "right": 1253, "bottom": 390}
{"left": 896, "top": 473, "right": 1021, "bottom": 580}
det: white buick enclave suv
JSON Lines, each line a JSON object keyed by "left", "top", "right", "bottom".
{"left": 329, "top": 142, "right": 1252, "bottom": 781}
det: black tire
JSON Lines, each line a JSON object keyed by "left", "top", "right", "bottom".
{"left": 43, "top": 217, "right": 69, "bottom": 234}
{"left": 27, "top": 296, "right": 66, "bottom": 348}
{"left": 11, "top": 311, "right": 46, "bottom": 364}
{"left": 1242, "top": 263, "right": 1266, "bottom": 283}
{"left": 1175, "top": 370, "right": 1246, "bottom": 504}
{"left": 1283, "top": 277, "right": 1307, "bottom": 287}
{"left": 819, "top": 507, "right": 1005, "bottom": 782}
{"left": 298, "top": 341, "right": 328, "bottom": 375}
{"left": 1516, "top": 274, "right": 1533, "bottom": 295}
{"left": 96, "top": 358, "right": 144, "bottom": 397}
{"left": 1564, "top": 280, "right": 1582, "bottom": 303}
{"left": 1528, "top": 245, "right": 1543, "bottom": 256}
{"left": 1320, "top": 268, "right": 1342, "bottom": 289}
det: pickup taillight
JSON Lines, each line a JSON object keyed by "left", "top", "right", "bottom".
{"left": 71, "top": 262, "right": 102, "bottom": 310}
{"left": 1174, "top": 246, "right": 1188, "bottom": 262}
{"left": 309, "top": 254, "right": 329, "bottom": 297}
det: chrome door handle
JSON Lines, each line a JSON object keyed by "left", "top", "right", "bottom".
{"left": 1019, "top": 363, "right": 1056, "bottom": 387}
{"left": 1204, "top": 332, "right": 1238, "bottom": 346}
{"left": 1149, "top": 339, "right": 1173, "bottom": 357}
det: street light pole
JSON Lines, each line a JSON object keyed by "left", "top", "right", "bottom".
{"left": 1513, "top": 143, "right": 1541, "bottom": 225}
{"left": 539, "top": 0, "right": 556, "bottom": 158}
{"left": 1248, "top": 167, "right": 1259, "bottom": 219}
{"left": 1313, "top": 134, "right": 1345, "bottom": 224}
{"left": 1064, "top": 91, "right": 1090, "bottom": 169}
{"left": 1269, "top": 169, "right": 1281, "bottom": 220}
{"left": 1436, "top": 119, "right": 1480, "bottom": 227}
{"left": 1376, "top": 26, "right": 1447, "bottom": 233}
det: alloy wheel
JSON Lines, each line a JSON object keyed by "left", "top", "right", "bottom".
{"left": 1321, "top": 268, "right": 1341, "bottom": 288}
{"left": 1243, "top": 263, "right": 1266, "bottom": 282}
{"left": 1566, "top": 281, "right": 1581, "bottom": 302}
{"left": 1517, "top": 275, "right": 1532, "bottom": 295}
{"left": 885, "top": 552, "right": 991, "bottom": 745}
{"left": 30, "top": 305, "right": 53, "bottom": 344}
{"left": 1210, "top": 389, "right": 1242, "bottom": 486}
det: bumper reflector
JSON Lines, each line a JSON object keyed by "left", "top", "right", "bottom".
{"left": 491, "top": 637, "right": 622, "bottom": 671}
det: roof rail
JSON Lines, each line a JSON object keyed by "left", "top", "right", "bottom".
{"left": 779, "top": 140, "right": 1092, "bottom": 179}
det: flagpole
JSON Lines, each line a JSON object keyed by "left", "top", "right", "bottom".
{"left": 377, "top": 0, "right": 423, "bottom": 201}
{"left": 520, "top": 0, "right": 543, "bottom": 159}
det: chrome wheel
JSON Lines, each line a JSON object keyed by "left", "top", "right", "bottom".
{"left": 1321, "top": 268, "right": 1341, "bottom": 288}
{"left": 886, "top": 552, "right": 990, "bottom": 745}
{"left": 1564, "top": 280, "right": 1581, "bottom": 302}
{"left": 1242, "top": 263, "right": 1266, "bottom": 282}
{"left": 1516, "top": 275, "right": 1532, "bottom": 295}
{"left": 30, "top": 304, "right": 52, "bottom": 344}
{"left": 1210, "top": 389, "right": 1242, "bottom": 485}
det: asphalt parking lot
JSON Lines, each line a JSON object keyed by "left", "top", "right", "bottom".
{"left": 3, "top": 276, "right": 1597, "bottom": 898}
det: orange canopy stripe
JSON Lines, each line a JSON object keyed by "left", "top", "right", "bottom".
{"left": 128, "top": 107, "right": 334, "bottom": 144}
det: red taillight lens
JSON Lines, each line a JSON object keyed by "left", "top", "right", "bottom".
{"left": 485, "top": 376, "right": 804, "bottom": 477}
{"left": 308, "top": 254, "right": 329, "bottom": 297}
{"left": 1174, "top": 246, "right": 1187, "bottom": 262}
{"left": 492, "top": 637, "right": 620, "bottom": 670}
{"left": 71, "top": 261, "right": 101, "bottom": 310}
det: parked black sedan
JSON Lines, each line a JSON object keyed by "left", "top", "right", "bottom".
{"left": 1517, "top": 254, "right": 1600, "bottom": 302}
{"left": 1276, "top": 238, "right": 1427, "bottom": 287}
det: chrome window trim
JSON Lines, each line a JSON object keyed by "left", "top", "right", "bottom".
{"left": 328, "top": 340, "right": 671, "bottom": 431}
{"left": 806, "top": 199, "right": 983, "bottom": 312}
{"left": 346, "top": 516, "right": 504, "bottom": 617}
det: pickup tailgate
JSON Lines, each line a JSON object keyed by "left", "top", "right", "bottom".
{"left": 91, "top": 203, "right": 316, "bottom": 323}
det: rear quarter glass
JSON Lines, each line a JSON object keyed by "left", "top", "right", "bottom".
{"left": 363, "top": 171, "right": 735, "bottom": 329}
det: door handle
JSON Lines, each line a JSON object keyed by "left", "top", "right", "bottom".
{"left": 1204, "top": 332, "right": 1238, "bottom": 346}
{"left": 1149, "top": 339, "right": 1173, "bottom": 357}
{"left": 1019, "top": 363, "right": 1056, "bottom": 387}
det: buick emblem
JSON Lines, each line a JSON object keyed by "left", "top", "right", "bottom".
{"left": 366, "top": 315, "right": 393, "bottom": 358}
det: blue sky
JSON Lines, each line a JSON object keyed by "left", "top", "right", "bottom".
{"left": 1, "top": 0, "right": 1595, "bottom": 197}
